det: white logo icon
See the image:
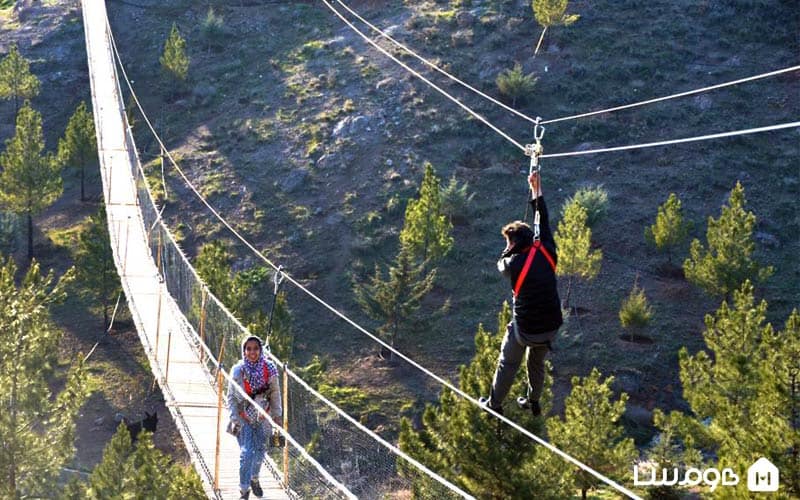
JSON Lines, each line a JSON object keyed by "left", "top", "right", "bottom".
{"left": 747, "top": 457, "right": 779, "bottom": 492}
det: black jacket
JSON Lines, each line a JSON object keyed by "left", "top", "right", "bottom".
{"left": 497, "top": 197, "right": 563, "bottom": 335}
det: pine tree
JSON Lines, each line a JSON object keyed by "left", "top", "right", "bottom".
{"left": 532, "top": 0, "right": 580, "bottom": 56}
{"left": 196, "top": 240, "right": 233, "bottom": 304}
{"left": 645, "top": 193, "right": 690, "bottom": 264}
{"left": 196, "top": 242, "right": 294, "bottom": 363}
{"left": 547, "top": 368, "right": 637, "bottom": 499}
{"left": 619, "top": 277, "right": 653, "bottom": 342}
{"left": 554, "top": 198, "right": 601, "bottom": 309}
{"left": 0, "top": 44, "right": 40, "bottom": 116}
{"left": 354, "top": 247, "right": 443, "bottom": 361}
{"left": 683, "top": 182, "right": 772, "bottom": 299}
{"left": 84, "top": 424, "right": 134, "bottom": 498}
{"left": 57, "top": 101, "right": 97, "bottom": 201}
{"left": 495, "top": 63, "right": 537, "bottom": 107}
{"left": 562, "top": 184, "right": 608, "bottom": 229}
{"left": 83, "top": 425, "right": 205, "bottom": 498}
{"left": 74, "top": 207, "right": 121, "bottom": 330}
{"left": 661, "top": 281, "right": 799, "bottom": 497}
{"left": 399, "top": 302, "right": 571, "bottom": 498}
{"left": 439, "top": 175, "right": 474, "bottom": 225}
{"left": 200, "top": 6, "right": 225, "bottom": 52}
{"left": 0, "top": 102, "right": 62, "bottom": 261}
{"left": 399, "top": 162, "right": 454, "bottom": 265}
{"left": 160, "top": 23, "right": 189, "bottom": 87}
{"left": 0, "top": 258, "right": 89, "bottom": 498}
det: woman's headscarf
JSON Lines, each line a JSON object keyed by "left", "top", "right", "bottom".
{"left": 241, "top": 335, "right": 268, "bottom": 393}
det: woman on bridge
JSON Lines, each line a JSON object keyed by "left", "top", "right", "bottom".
{"left": 228, "top": 335, "right": 282, "bottom": 500}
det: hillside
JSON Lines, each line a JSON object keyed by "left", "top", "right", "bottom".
{"left": 1, "top": 0, "right": 798, "bottom": 485}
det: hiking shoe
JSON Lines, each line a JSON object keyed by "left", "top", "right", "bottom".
{"left": 250, "top": 479, "right": 263, "bottom": 497}
{"left": 516, "top": 397, "right": 542, "bottom": 416}
{"left": 478, "top": 396, "right": 504, "bottom": 416}
{"left": 239, "top": 490, "right": 250, "bottom": 500}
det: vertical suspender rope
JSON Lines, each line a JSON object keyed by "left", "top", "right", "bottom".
{"left": 266, "top": 266, "right": 285, "bottom": 351}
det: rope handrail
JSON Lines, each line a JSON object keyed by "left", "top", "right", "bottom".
{"left": 541, "top": 121, "right": 800, "bottom": 158}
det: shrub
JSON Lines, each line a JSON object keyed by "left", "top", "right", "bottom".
{"left": 440, "top": 175, "right": 475, "bottom": 225}
{"left": 619, "top": 279, "right": 653, "bottom": 341}
{"left": 561, "top": 184, "right": 608, "bottom": 228}
{"left": 496, "top": 63, "right": 537, "bottom": 106}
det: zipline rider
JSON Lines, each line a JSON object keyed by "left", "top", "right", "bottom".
{"left": 481, "top": 171, "right": 562, "bottom": 417}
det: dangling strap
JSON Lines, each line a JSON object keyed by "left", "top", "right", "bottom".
{"left": 513, "top": 241, "right": 556, "bottom": 296}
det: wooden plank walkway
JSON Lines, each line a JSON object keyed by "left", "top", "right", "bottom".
{"left": 81, "top": 1, "right": 289, "bottom": 498}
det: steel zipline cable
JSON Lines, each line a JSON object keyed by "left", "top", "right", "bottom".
{"left": 330, "top": 0, "right": 799, "bottom": 129}
{"left": 106, "top": 15, "right": 644, "bottom": 500}
{"left": 332, "top": 0, "right": 541, "bottom": 126}
{"left": 542, "top": 121, "right": 800, "bottom": 158}
{"left": 319, "top": 0, "right": 528, "bottom": 152}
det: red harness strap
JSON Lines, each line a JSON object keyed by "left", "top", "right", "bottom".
{"left": 513, "top": 240, "right": 557, "bottom": 296}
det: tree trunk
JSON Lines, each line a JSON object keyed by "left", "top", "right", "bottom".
{"left": 562, "top": 276, "right": 573, "bottom": 311}
{"left": 26, "top": 212, "right": 33, "bottom": 262}
{"left": 533, "top": 26, "right": 548, "bottom": 57}
{"left": 80, "top": 165, "right": 85, "bottom": 202}
{"left": 581, "top": 488, "right": 587, "bottom": 500}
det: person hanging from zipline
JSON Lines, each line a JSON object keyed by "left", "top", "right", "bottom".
{"left": 480, "top": 171, "right": 562, "bottom": 417}
{"left": 227, "top": 335, "right": 282, "bottom": 500}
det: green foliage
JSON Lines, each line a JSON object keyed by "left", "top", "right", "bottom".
{"left": 533, "top": 0, "right": 580, "bottom": 27}
{"left": 0, "top": 258, "right": 89, "bottom": 498}
{"left": 0, "top": 44, "right": 40, "bottom": 114}
{"left": 531, "top": 0, "right": 579, "bottom": 55}
{"left": 57, "top": 101, "right": 97, "bottom": 201}
{"left": 683, "top": 182, "right": 773, "bottom": 298}
{"left": 195, "top": 242, "right": 294, "bottom": 363}
{"left": 645, "top": 193, "right": 690, "bottom": 264}
{"left": 200, "top": 7, "right": 225, "bottom": 51}
{"left": 0, "top": 102, "right": 62, "bottom": 260}
{"left": 354, "top": 247, "right": 444, "bottom": 359}
{"left": 160, "top": 23, "right": 189, "bottom": 84}
{"left": 82, "top": 425, "right": 205, "bottom": 499}
{"left": 295, "top": 355, "right": 377, "bottom": 420}
{"left": 74, "top": 207, "right": 121, "bottom": 330}
{"left": 547, "top": 368, "right": 636, "bottom": 499}
{"left": 196, "top": 240, "right": 233, "bottom": 303}
{"left": 399, "top": 162, "right": 454, "bottom": 264}
{"left": 554, "top": 199, "right": 602, "bottom": 309}
{"left": 399, "top": 303, "right": 571, "bottom": 498}
{"left": 619, "top": 279, "right": 653, "bottom": 340}
{"left": 439, "top": 175, "right": 475, "bottom": 225}
{"left": 495, "top": 63, "right": 537, "bottom": 107}
{"left": 561, "top": 184, "right": 608, "bottom": 228}
{"left": 660, "top": 282, "right": 799, "bottom": 497}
